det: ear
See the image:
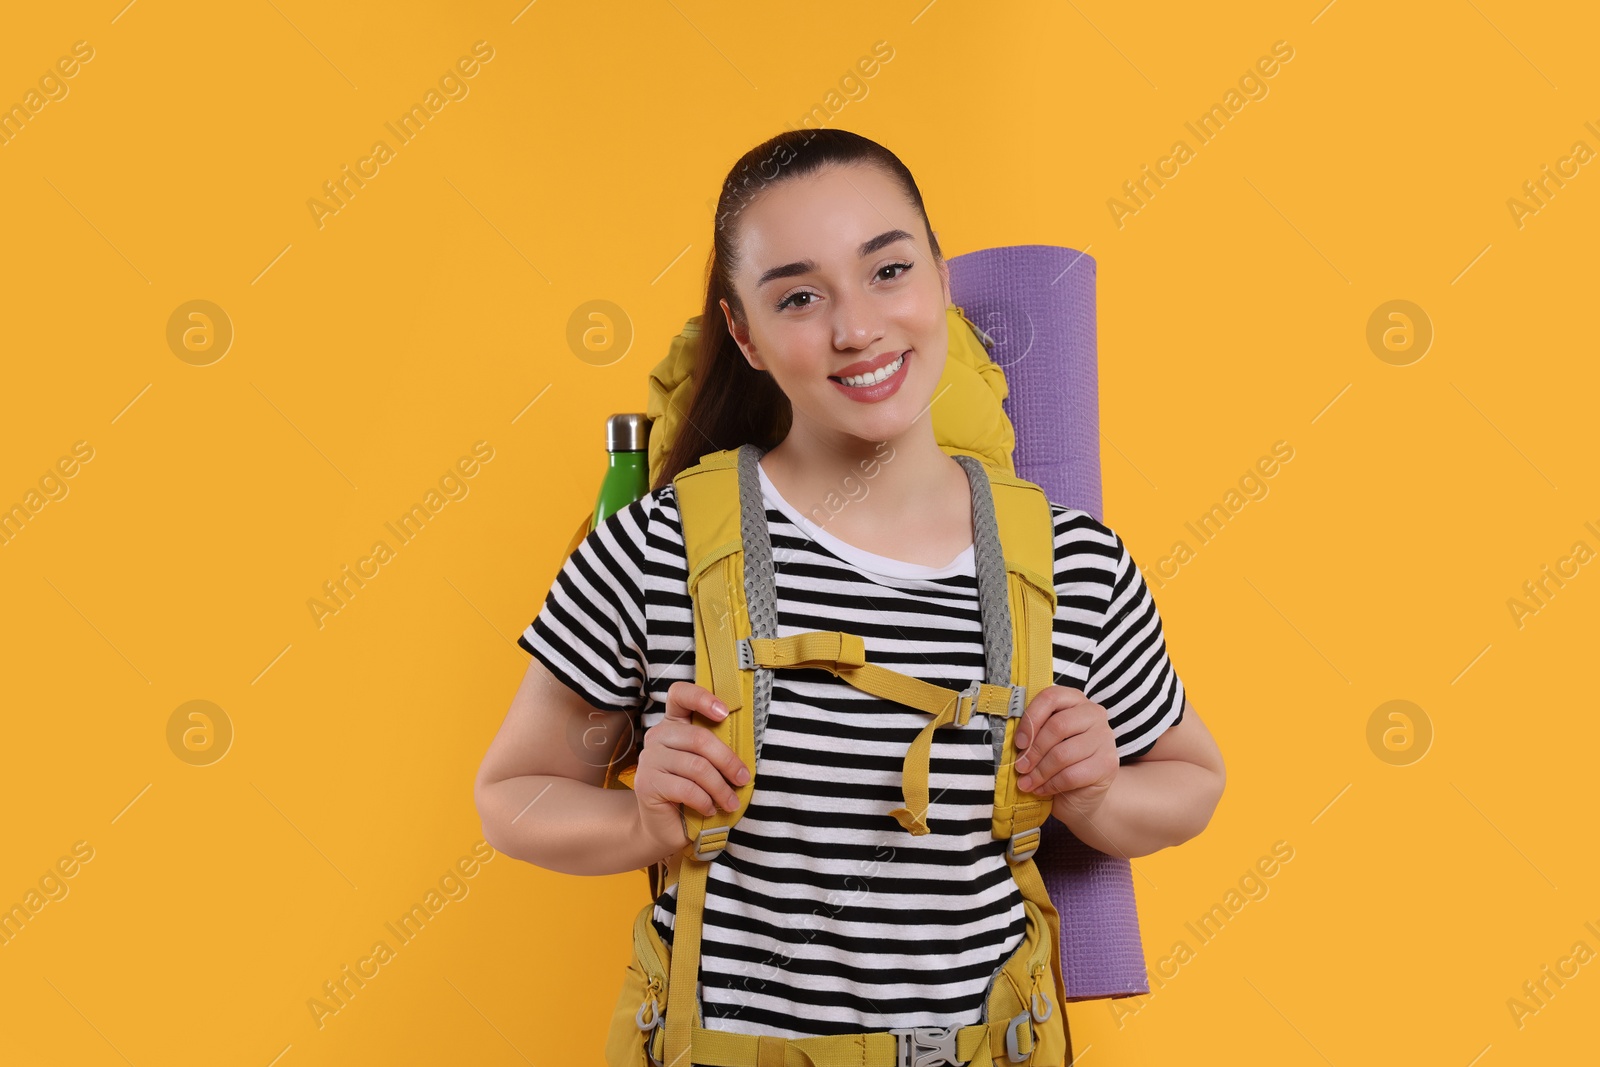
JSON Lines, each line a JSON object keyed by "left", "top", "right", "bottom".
{"left": 720, "top": 297, "right": 764, "bottom": 371}
{"left": 937, "top": 257, "right": 952, "bottom": 309}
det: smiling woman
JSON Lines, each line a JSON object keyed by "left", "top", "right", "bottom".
{"left": 477, "top": 128, "right": 1224, "bottom": 1067}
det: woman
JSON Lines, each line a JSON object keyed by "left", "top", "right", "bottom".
{"left": 476, "top": 129, "right": 1225, "bottom": 1058}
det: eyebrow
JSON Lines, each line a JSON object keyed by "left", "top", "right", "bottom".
{"left": 755, "top": 229, "right": 916, "bottom": 288}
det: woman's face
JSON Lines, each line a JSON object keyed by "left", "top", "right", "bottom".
{"left": 720, "top": 162, "right": 952, "bottom": 448}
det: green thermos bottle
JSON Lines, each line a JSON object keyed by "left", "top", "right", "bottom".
{"left": 593, "top": 413, "right": 650, "bottom": 527}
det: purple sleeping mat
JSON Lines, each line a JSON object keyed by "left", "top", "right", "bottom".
{"left": 949, "top": 244, "right": 1150, "bottom": 1000}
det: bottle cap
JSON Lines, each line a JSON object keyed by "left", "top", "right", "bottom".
{"left": 606, "top": 413, "right": 649, "bottom": 453}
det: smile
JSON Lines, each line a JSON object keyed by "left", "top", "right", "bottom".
{"left": 830, "top": 352, "right": 906, "bottom": 388}
{"left": 827, "top": 349, "right": 911, "bottom": 404}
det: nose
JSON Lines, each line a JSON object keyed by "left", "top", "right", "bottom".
{"left": 829, "top": 287, "right": 885, "bottom": 352}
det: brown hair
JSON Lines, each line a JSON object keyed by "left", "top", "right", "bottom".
{"left": 652, "top": 128, "right": 945, "bottom": 491}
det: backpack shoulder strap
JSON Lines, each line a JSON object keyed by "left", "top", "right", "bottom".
{"left": 966, "top": 460, "right": 1073, "bottom": 1042}
{"left": 957, "top": 458, "right": 1058, "bottom": 859}
{"left": 662, "top": 444, "right": 767, "bottom": 1067}
{"left": 670, "top": 445, "right": 762, "bottom": 857}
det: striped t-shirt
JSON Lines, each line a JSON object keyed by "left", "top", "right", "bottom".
{"left": 519, "top": 463, "right": 1186, "bottom": 1039}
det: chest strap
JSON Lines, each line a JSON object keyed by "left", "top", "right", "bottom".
{"left": 737, "top": 631, "right": 1025, "bottom": 836}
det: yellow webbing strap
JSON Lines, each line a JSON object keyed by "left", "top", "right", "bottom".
{"left": 746, "top": 630, "right": 865, "bottom": 670}
{"left": 744, "top": 632, "right": 970, "bottom": 717}
{"left": 679, "top": 1018, "right": 1000, "bottom": 1067}
{"left": 886, "top": 686, "right": 971, "bottom": 837}
{"left": 664, "top": 851, "right": 710, "bottom": 1067}
{"left": 744, "top": 632, "right": 1018, "bottom": 836}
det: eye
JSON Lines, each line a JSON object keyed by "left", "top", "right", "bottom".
{"left": 773, "top": 262, "right": 914, "bottom": 313}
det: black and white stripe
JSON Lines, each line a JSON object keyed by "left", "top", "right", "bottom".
{"left": 520, "top": 476, "right": 1185, "bottom": 1038}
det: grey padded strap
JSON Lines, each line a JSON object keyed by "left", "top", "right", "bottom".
{"left": 952, "top": 454, "right": 1017, "bottom": 773}
{"left": 735, "top": 444, "right": 777, "bottom": 764}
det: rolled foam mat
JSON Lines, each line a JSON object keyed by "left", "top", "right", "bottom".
{"left": 949, "top": 245, "right": 1150, "bottom": 1000}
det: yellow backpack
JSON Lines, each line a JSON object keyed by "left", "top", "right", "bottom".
{"left": 592, "top": 305, "right": 1074, "bottom": 1067}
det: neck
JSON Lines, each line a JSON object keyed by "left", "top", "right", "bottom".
{"left": 758, "top": 414, "right": 961, "bottom": 525}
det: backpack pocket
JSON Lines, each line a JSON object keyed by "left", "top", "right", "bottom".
{"left": 605, "top": 901, "right": 672, "bottom": 1067}
{"left": 993, "top": 895, "right": 1068, "bottom": 1065}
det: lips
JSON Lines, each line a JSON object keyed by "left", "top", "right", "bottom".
{"left": 829, "top": 349, "right": 908, "bottom": 381}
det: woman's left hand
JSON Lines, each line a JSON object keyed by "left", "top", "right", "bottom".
{"left": 1013, "top": 686, "right": 1119, "bottom": 817}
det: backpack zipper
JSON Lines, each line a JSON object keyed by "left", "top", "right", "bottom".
{"left": 1021, "top": 897, "right": 1056, "bottom": 1023}
{"left": 632, "top": 904, "right": 670, "bottom": 1032}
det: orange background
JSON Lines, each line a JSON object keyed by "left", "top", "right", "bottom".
{"left": 1, "top": 1, "right": 1596, "bottom": 1064}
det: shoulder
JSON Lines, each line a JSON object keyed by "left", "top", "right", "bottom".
{"left": 1044, "top": 501, "right": 1122, "bottom": 563}
{"left": 597, "top": 486, "right": 688, "bottom": 581}
{"left": 591, "top": 485, "right": 682, "bottom": 543}
{"left": 647, "top": 483, "right": 680, "bottom": 519}
{"left": 1039, "top": 500, "right": 1149, "bottom": 610}
{"left": 983, "top": 477, "right": 1118, "bottom": 560}
{"left": 567, "top": 488, "right": 681, "bottom": 585}
{"left": 640, "top": 484, "right": 684, "bottom": 542}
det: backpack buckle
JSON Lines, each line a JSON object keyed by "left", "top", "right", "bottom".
{"left": 955, "top": 680, "right": 981, "bottom": 725}
{"left": 736, "top": 637, "right": 754, "bottom": 670}
{"left": 890, "top": 1024, "right": 961, "bottom": 1067}
{"left": 643, "top": 1009, "right": 665, "bottom": 1067}
{"left": 693, "top": 826, "right": 729, "bottom": 860}
{"left": 1007, "top": 684, "right": 1027, "bottom": 718}
{"left": 1004, "top": 1011, "right": 1033, "bottom": 1062}
{"left": 1006, "top": 827, "right": 1040, "bottom": 863}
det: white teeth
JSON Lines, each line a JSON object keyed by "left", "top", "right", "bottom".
{"left": 837, "top": 353, "right": 904, "bottom": 387}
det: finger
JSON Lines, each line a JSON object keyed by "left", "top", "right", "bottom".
{"left": 1016, "top": 706, "right": 1085, "bottom": 772}
{"left": 642, "top": 747, "right": 727, "bottom": 816}
{"left": 1021, "top": 696, "right": 1103, "bottom": 767}
{"left": 650, "top": 771, "right": 721, "bottom": 818}
{"left": 1020, "top": 737, "right": 1103, "bottom": 793}
{"left": 658, "top": 746, "right": 744, "bottom": 812}
{"left": 684, "top": 729, "right": 752, "bottom": 806}
{"left": 682, "top": 728, "right": 751, "bottom": 796}
{"left": 1021, "top": 766, "right": 1068, "bottom": 797}
{"left": 1015, "top": 686, "right": 1085, "bottom": 750}
{"left": 1017, "top": 724, "right": 1091, "bottom": 786}
{"left": 660, "top": 687, "right": 747, "bottom": 785}
{"left": 651, "top": 721, "right": 745, "bottom": 788}
{"left": 1028, "top": 760, "right": 1101, "bottom": 798}
{"left": 664, "top": 681, "right": 728, "bottom": 723}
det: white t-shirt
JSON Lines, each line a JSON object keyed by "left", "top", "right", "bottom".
{"left": 520, "top": 467, "right": 1186, "bottom": 1039}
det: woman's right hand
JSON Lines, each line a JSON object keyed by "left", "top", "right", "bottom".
{"left": 631, "top": 681, "right": 752, "bottom": 855}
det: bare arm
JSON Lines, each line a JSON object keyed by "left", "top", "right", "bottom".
{"left": 1052, "top": 698, "right": 1225, "bottom": 859}
{"left": 474, "top": 657, "right": 670, "bottom": 877}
